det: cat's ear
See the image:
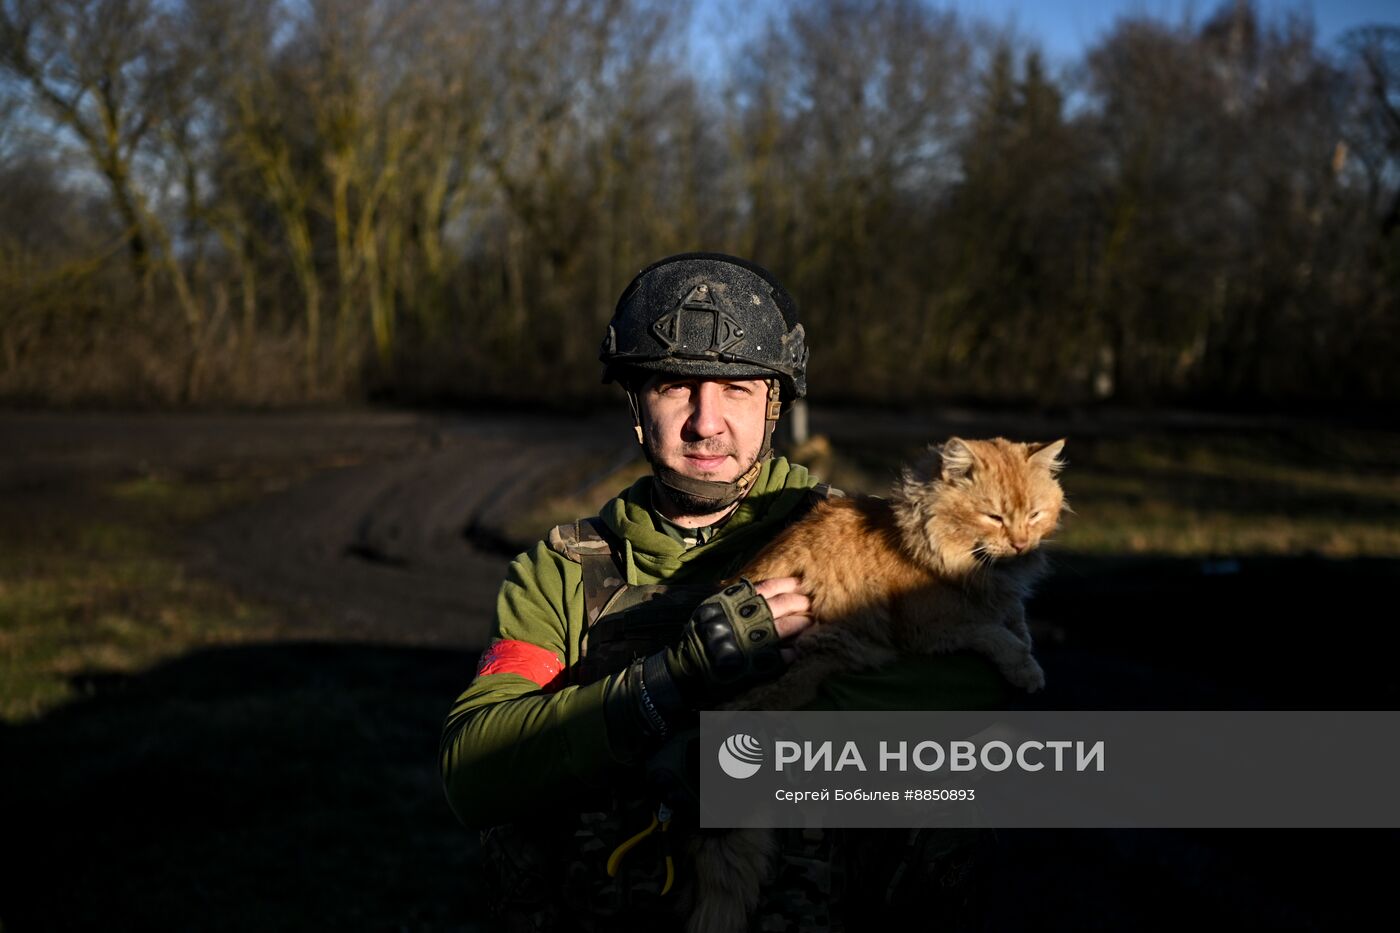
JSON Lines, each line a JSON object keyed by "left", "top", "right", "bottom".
{"left": 938, "top": 437, "right": 977, "bottom": 482}
{"left": 1027, "top": 438, "right": 1067, "bottom": 473}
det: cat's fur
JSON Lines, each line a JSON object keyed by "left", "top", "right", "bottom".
{"left": 684, "top": 436, "right": 1068, "bottom": 933}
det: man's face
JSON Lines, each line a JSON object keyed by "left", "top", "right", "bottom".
{"left": 637, "top": 374, "right": 770, "bottom": 510}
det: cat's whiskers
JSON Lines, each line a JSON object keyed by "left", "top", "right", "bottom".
{"left": 969, "top": 544, "right": 997, "bottom": 573}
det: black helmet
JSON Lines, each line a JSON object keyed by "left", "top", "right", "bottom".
{"left": 602, "top": 252, "right": 808, "bottom": 514}
{"left": 600, "top": 252, "right": 808, "bottom": 403}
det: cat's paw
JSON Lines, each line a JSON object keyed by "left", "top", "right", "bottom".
{"left": 1008, "top": 655, "right": 1046, "bottom": 693}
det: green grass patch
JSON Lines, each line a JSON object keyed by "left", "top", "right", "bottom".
{"left": 0, "top": 466, "right": 481, "bottom": 930}
{"left": 0, "top": 475, "right": 280, "bottom": 722}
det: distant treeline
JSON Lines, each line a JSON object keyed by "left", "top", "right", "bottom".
{"left": 1, "top": 0, "right": 1396, "bottom": 407}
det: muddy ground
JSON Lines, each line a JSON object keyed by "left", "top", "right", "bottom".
{"left": 1, "top": 408, "right": 1398, "bottom": 931}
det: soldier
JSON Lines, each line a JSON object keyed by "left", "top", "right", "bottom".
{"left": 440, "top": 253, "right": 1009, "bottom": 932}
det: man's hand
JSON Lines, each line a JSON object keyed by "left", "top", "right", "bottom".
{"left": 753, "top": 576, "right": 813, "bottom": 665}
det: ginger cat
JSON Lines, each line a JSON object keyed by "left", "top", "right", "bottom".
{"left": 734, "top": 435, "right": 1066, "bottom": 708}
{"left": 685, "top": 436, "right": 1067, "bottom": 933}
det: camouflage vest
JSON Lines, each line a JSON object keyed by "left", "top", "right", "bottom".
{"left": 553, "top": 481, "right": 841, "bottom": 690}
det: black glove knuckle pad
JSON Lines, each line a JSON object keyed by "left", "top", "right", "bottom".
{"left": 694, "top": 602, "right": 726, "bottom": 625}
{"left": 699, "top": 618, "right": 731, "bottom": 643}
{"left": 679, "top": 578, "right": 783, "bottom": 696}
{"left": 710, "top": 640, "right": 745, "bottom": 680}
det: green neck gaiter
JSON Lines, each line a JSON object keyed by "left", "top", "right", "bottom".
{"left": 599, "top": 457, "right": 817, "bottom": 585}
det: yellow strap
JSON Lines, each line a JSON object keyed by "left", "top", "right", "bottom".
{"left": 606, "top": 814, "right": 659, "bottom": 878}
{"left": 608, "top": 810, "right": 677, "bottom": 896}
{"left": 659, "top": 818, "right": 674, "bottom": 895}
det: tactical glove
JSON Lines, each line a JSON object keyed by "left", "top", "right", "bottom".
{"left": 603, "top": 579, "right": 784, "bottom": 760}
{"left": 664, "top": 578, "right": 785, "bottom": 701}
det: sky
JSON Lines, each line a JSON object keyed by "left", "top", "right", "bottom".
{"left": 954, "top": 0, "right": 1395, "bottom": 60}
{"left": 690, "top": 0, "right": 1399, "bottom": 67}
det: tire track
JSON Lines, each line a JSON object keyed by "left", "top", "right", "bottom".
{"left": 191, "top": 413, "right": 629, "bottom": 649}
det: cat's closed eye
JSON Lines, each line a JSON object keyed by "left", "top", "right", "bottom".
{"left": 984, "top": 513, "right": 1004, "bottom": 524}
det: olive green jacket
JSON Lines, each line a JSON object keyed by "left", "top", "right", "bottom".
{"left": 439, "top": 458, "right": 1008, "bottom": 829}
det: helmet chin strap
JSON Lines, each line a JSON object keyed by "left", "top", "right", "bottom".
{"left": 628, "top": 380, "right": 783, "bottom": 515}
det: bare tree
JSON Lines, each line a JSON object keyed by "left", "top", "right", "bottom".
{"left": 1341, "top": 26, "right": 1400, "bottom": 233}
{"left": 0, "top": 0, "right": 226, "bottom": 404}
{"left": 730, "top": 0, "right": 973, "bottom": 399}
{"left": 0, "top": 0, "right": 1395, "bottom": 406}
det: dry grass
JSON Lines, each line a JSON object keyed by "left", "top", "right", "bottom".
{"left": 477, "top": 423, "right": 1400, "bottom": 559}
{"left": 786, "top": 424, "right": 1400, "bottom": 559}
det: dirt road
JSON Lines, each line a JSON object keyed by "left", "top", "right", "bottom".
{"left": 0, "top": 406, "right": 1112, "bottom": 650}
{"left": 191, "top": 411, "right": 638, "bottom": 647}
{"left": 6, "top": 405, "right": 1397, "bottom": 670}
{"left": 2, "top": 408, "right": 638, "bottom": 648}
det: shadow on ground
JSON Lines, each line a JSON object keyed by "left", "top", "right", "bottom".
{"left": 3, "top": 554, "right": 1398, "bottom": 931}
{"left": 971, "top": 552, "right": 1400, "bottom": 931}
{"left": 1029, "top": 552, "right": 1400, "bottom": 709}
{"left": 0, "top": 642, "right": 489, "bottom": 932}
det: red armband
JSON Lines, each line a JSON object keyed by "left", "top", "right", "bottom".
{"left": 474, "top": 639, "right": 565, "bottom": 693}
